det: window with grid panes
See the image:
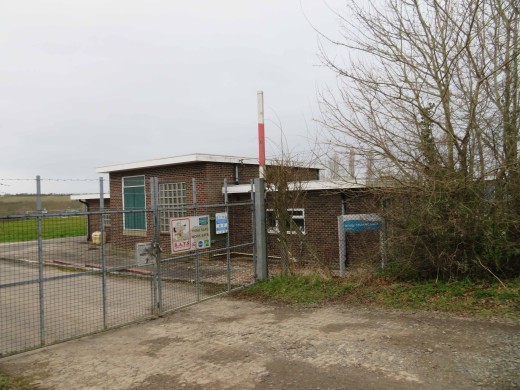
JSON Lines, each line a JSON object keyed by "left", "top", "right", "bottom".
{"left": 103, "top": 213, "right": 111, "bottom": 226}
{"left": 159, "top": 182, "right": 187, "bottom": 232}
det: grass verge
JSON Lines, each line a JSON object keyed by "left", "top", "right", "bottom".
{"left": 236, "top": 274, "right": 520, "bottom": 319}
{"left": 0, "top": 216, "right": 86, "bottom": 243}
{"left": 0, "top": 372, "right": 40, "bottom": 390}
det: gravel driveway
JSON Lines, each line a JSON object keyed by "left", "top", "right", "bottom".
{"left": 0, "top": 297, "right": 518, "bottom": 389}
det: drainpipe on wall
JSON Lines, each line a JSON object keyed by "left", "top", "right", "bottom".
{"left": 234, "top": 164, "right": 240, "bottom": 184}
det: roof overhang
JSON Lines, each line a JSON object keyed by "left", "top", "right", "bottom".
{"left": 96, "top": 153, "right": 321, "bottom": 173}
{"left": 71, "top": 194, "right": 111, "bottom": 201}
{"left": 224, "top": 180, "right": 370, "bottom": 194}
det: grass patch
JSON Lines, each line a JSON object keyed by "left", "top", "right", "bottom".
{"left": 0, "top": 372, "right": 40, "bottom": 390}
{"left": 245, "top": 275, "right": 355, "bottom": 304}
{"left": 237, "top": 275, "right": 520, "bottom": 319}
{"left": 0, "top": 216, "right": 86, "bottom": 243}
{"left": 0, "top": 195, "right": 81, "bottom": 215}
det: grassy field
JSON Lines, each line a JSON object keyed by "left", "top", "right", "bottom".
{"left": 0, "top": 216, "right": 86, "bottom": 243}
{"left": 238, "top": 274, "right": 520, "bottom": 319}
{"left": 0, "top": 195, "right": 82, "bottom": 215}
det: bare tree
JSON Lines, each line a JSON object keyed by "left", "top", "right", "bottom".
{"left": 318, "top": 0, "right": 519, "bottom": 279}
{"left": 264, "top": 133, "right": 328, "bottom": 275}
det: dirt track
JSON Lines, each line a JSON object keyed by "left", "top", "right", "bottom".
{"left": 1, "top": 297, "right": 519, "bottom": 389}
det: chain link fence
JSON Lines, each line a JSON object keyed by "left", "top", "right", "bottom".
{"left": 0, "top": 177, "right": 257, "bottom": 357}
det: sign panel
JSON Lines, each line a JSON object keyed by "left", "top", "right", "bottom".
{"left": 341, "top": 214, "right": 382, "bottom": 233}
{"left": 343, "top": 220, "right": 382, "bottom": 232}
{"left": 190, "top": 215, "right": 211, "bottom": 250}
{"left": 215, "top": 212, "right": 228, "bottom": 234}
{"left": 135, "top": 242, "right": 156, "bottom": 265}
{"left": 338, "top": 213, "right": 386, "bottom": 277}
{"left": 170, "top": 215, "right": 211, "bottom": 253}
{"left": 170, "top": 218, "right": 191, "bottom": 253}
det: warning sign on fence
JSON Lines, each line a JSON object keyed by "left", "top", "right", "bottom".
{"left": 170, "top": 215, "right": 211, "bottom": 253}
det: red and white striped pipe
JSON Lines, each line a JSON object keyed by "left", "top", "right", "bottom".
{"left": 257, "top": 91, "right": 265, "bottom": 178}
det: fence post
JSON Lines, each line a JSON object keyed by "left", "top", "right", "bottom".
{"left": 36, "top": 175, "right": 45, "bottom": 346}
{"left": 150, "top": 177, "right": 162, "bottom": 316}
{"left": 224, "top": 178, "right": 231, "bottom": 291}
{"left": 338, "top": 215, "right": 347, "bottom": 277}
{"left": 193, "top": 178, "right": 200, "bottom": 301}
{"left": 99, "top": 177, "right": 108, "bottom": 329}
{"left": 251, "top": 180, "right": 256, "bottom": 279}
{"left": 254, "top": 178, "right": 267, "bottom": 281}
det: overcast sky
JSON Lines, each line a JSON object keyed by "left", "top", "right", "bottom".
{"left": 1, "top": 0, "right": 344, "bottom": 194}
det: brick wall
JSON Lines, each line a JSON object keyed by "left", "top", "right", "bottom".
{"left": 107, "top": 161, "right": 262, "bottom": 250}
{"left": 83, "top": 199, "right": 111, "bottom": 241}
{"left": 264, "top": 189, "right": 382, "bottom": 269}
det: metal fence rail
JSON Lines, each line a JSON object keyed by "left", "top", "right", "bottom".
{"left": 0, "top": 178, "right": 258, "bottom": 357}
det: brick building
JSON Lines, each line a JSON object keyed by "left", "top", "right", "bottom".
{"left": 89, "top": 153, "right": 380, "bottom": 270}
{"left": 228, "top": 181, "right": 382, "bottom": 269}
{"left": 70, "top": 193, "right": 111, "bottom": 241}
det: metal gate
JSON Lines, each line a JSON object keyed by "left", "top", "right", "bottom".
{"left": 0, "top": 177, "right": 263, "bottom": 357}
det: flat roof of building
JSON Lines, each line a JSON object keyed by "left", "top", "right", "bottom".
{"left": 96, "top": 153, "right": 321, "bottom": 173}
{"left": 224, "top": 179, "right": 370, "bottom": 194}
{"left": 71, "top": 194, "right": 110, "bottom": 201}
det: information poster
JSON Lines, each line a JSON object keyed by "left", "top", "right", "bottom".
{"left": 170, "top": 215, "right": 211, "bottom": 253}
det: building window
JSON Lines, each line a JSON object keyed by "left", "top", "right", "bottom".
{"left": 159, "top": 182, "right": 187, "bottom": 233}
{"left": 123, "top": 176, "right": 146, "bottom": 230}
{"left": 102, "top": 213, "right": 111, "bottom": 227}
{"left": 266, "top": 208, "right": 305, "bottom": 234}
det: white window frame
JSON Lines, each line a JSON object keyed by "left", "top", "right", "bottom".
{"left": 159, "top": 182, "right": 187, "bottom": 233}
{"left": 266, "top": 208, "right": 305, "bottom": 234}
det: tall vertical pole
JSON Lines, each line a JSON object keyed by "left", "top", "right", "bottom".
{"left": 150, "top": 177, "right": 162, "bottom": 316}
{"left": 250, "top": 179, "right": 257, "bottom": 280}
{"left": 257, "top": 91, "right": 266, "bottom": 179}
{"left": 192, "top": 178, "right": 200, "bottom": 301}
{"left": 100, "top": 177, "right": 108, "bottom": 328}
{"left": 254, "top": 178, "right": 267, "bottom": 280}
{"left": 224, "top": 178, "right": 232, "bottom": 291}
{"left": 36, "top": 176, "right": 45, "bottom": 346}
{"left": 349, "top": 147, "right": 356, "bottom": 180}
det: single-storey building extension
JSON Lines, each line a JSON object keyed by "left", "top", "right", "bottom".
{"left": 70, "top": 193, "right": 110, "bottom": 241}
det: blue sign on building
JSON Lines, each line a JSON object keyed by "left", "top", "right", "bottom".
{"left": 343, "top": 220, "right": 382, "bottom": 232}
{"left": 215, "top": 212, "right": 228, "bottom": 234}
{"left": 342, "top": 214, "right": 382, "bottom": 233}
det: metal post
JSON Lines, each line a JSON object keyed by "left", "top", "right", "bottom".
{"left": 380, "top": 221, "right": 387, "bottom": 270}
{"left": 250, "top": 179, "right": 256, "bottom": 279}
{"left": 99, "top": 178, "right": 107, "bottom": 328}
{"left": 338, "top": 216, "right": 347, "bottom": 277}
{"left": 224, "top": 179, "right": 231, "bottom": 291}
{"left": 192, "top": 178, "right": 200, "bottom": 301}
{"left": 150, "top": 177, "right": 162, "bottom": 316}
{"left": 36, "top": 175, "right": 45, "bottom": 346}
{"left": 254, "top": 178, "right": 267, "bottom": 280}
